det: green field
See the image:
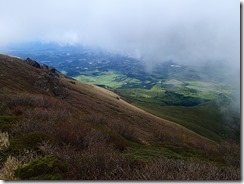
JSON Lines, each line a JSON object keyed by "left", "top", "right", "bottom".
{"left": 74, "top": 70, "right": 141, "bottom": 89}
{"left": 72, "top": 69, "right": 239, "bottom": 143}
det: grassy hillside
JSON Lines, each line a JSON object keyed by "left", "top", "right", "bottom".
{"left": 6, "top": 45, "right": 240, "bottom": 144}
{"left": 72, "top": 67, "right": 239, "bottom": 142}
{"left": 0, "top": 55, "right": 240, "bottom": 180}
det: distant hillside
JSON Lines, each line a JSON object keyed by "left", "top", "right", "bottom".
{"left": 0, "top": 54, "right": 240, "bottom": 180}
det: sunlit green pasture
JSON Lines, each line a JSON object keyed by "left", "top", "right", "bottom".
{"left": 74, "top": 70, "right": 141, "bottom": 89}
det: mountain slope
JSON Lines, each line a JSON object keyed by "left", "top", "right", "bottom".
{"left": 0, "top": 54, "right": 213, "bottom": 147}
{"left": 0, "top": 54, "right": 239, "bottom": 180}
{"left": 7, "top": 43, "right": 239, "bottom": 142}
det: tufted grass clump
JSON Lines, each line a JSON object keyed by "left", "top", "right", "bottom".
{"left": 0, "top": 131, "right": 10, "bottom": 150}
{"left": 0, "top": 156, "right": 21, "bottom": 180}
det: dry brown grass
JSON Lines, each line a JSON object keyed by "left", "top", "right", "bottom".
{"left": 134, "top": 157, "right": 240, "bottom": 180}
{"left": 217, "top": 141, "right": 240, "bottom": 167}
{"left": 0, "top": 148, "right": 40, "bottom": 180}
{"left": 3, "top": 125, "right": 238, "bottom": 180}
{"left": 108, "top": 119, "right": 137, "bottom": 141}
{"left": 34, "top": 128, "right": 240, "bottom": 180}
{"left": 0, "top": 156, "right": 21, "bottom": 180}
{"left": 0, "top": 132, "right": 10, "bottom": 150}
{"left": 0, "top": 150, "right": 40, "bottom": 180}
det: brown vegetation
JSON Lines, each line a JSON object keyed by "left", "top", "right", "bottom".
{"left": 0, "top": 54, "right": 240, "bottom": 180}
{"left": 0, "top": 132, "right": 10, "bottom": 150}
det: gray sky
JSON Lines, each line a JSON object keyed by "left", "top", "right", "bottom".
{"left": 0, "top": 0, "right": 240, "bottom": 69}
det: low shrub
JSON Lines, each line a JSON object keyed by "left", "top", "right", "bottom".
{"left": 15, "top": 155, "right": 68, "bottom": 180}
{"left": 108, "top": 119, "right": 137, "bottom": 142}
{"left": 6, "top": 131, "right": 56, "bottom": 156}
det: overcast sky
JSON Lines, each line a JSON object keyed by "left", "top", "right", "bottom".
{"left": 0, "top": 0, "right": 240, "bottom": 69}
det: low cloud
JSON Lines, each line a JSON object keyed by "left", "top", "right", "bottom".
{"left": 0, "top": 0, "right": 239, "bottom": 70}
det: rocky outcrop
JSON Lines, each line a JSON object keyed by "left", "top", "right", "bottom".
{"left": 25, "top": 58, "right": 41, "bottom": 68}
